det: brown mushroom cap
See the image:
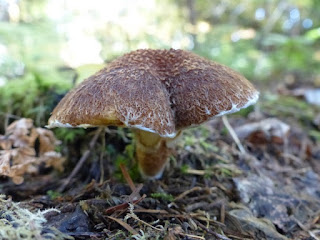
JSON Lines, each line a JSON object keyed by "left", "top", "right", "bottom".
{"left": 48, "top": 49, "right": 259, "bottom": 137}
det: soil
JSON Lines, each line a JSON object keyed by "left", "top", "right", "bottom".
{"left": 1, "top": 92, "right": 320, "bottom": 240}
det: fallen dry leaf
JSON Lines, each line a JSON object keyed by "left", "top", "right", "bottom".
{"left": 0, "top": 136, "right": 12, "bottom": 150}
{"left": 235, "top": 118, "right": 290, "bottom": 144}
{"left": 0, "top": 118, "right": 65, "bottom": 184}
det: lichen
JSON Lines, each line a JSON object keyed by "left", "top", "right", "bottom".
{"left": 0, "top": 195, "right": 72, "bottom": 240}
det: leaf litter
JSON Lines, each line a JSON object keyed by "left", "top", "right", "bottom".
{"left": 0, "top": 94, "right": 320, "bottom": 239}
{"left": 0, "top": 118, "right": 65, "bottom": 184}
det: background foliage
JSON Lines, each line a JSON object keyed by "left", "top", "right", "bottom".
{"left": 0, "top": 0, "right": 320, "bottom": 129}
{"left": 1, "top": 2, "right": 320, "bottom": 239}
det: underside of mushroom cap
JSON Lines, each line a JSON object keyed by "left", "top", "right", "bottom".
{"left": 48, "top": 49, "right": 259, "bottom": 137}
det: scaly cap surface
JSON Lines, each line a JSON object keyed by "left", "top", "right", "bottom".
{"left": 48, "top": 49, "right": 259, "bottom": 137}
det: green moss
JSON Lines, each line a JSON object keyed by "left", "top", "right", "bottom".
{"left": 53, "top": 128, "right": 86, "bottom": 144}
{"left": 114, "top": 139, "right": 141, "bottom": 182}
{"left": 199, "top": 141, "right": 219, "bottom": 152}
{"left": 204, "top": 170, "right": 214, "bottom": 179}
{"left": 219, "top": 168, "right": 233, "bottom": 177}
{"left": 261, "top": 94, "right": 317, "bottom": 121}
{"left": 150, "top": 192, "right": 174, "bottom": 202}
{"left": 184, "top": 135, "right": 197, "bottom": 146}
{"left": 219, "top": 126, "right": 228, "bottom": 136}
{"left": 234, "top": 105, "right": 255, "bottom": 117}
{"left": 47, "top": 190, "right": 62, "bottom": 200}
{"left": 309, "top": 130, "right": 320, "bottom": 142}
{"left": 0, "top": 69, "right": 70, "bottom": 127}
{"left": 180, "top": 164, "right": 189, "bottom": 174}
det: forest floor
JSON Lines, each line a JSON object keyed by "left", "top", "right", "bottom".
{"left": 1, "top": 85, "right": 320, "bottom": 240}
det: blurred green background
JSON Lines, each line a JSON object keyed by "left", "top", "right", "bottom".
{"left": 0, "top": 0, "right": 320, "bottom": 129}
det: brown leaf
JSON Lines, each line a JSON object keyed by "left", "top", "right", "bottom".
{"left": 0, "top": 135, "right": 12, "bottom": 150}
{"left": 36, "top": 128, "right": 58, "bottom": 155}
{"left": 0, "top": 150, "right": 12, "bottom": 176}
{"left": 40, "top": 151, "right": 65, "bottom": 172}
{"left": 7, "top": 119, "right": 34, "bottom": 148}
{"left": 0, "top": 118, "right": 64, "bottom": 184}
{"left": 6, "top": 118, "right": 33, "bottom": 136}
{"left": 235, "top": 118, "right": 290, "bottom": 144}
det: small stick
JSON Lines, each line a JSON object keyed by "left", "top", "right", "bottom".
{"left": 178, "top": 233, "right": 205, "bottom": 240}
{"left": 125, "top": 203, "right": 164, "bottom": 232}
{"left": 127, "top": 184, "right": 143, "bottom": 202}
{"left": 185, "top": 168, "right": 205, "bottom": 175}
{"left": 129, "top": 214, "right": 164, "bottom": 232}
{"left": 120, "top": 163, "right": 136, "bottom": 193}
{"left": 58, "top": 128, "right": 103, "bottom": 192}
{"left": 194, "top": 219, "right": 232, "bottom": 240}
{"left": 105, "top": 194, "right": 146, "bottom": 215}
{"left": 107, "top": 216, "right": 139, "bottom": 235}
{"left": 220, "top": 203, "right": 225, "bottom": 224}
{"left": 221, "top": 116, "right": 246, "bottom": 154}
{"left": 174, "top": 186, "right": 203, "bottom": 201}
{"left": 133, "top": 209, "right": 169, "bottom": 214}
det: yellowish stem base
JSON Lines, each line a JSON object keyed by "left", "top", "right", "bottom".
{"left": 134, "top": 130, "right": 181, "bottom": 179}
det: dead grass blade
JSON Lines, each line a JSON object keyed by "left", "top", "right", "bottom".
{"left": 174, "top": 186, "right": 203, "bottom": 201}
{"left": 106, "top": 216, "right": 138, "bottom": 235}
{"left": 120, "top": 163, "right": 137, "bottom": 193}
{"left": 105, "top": 194, "right": 146, "bottom": 215}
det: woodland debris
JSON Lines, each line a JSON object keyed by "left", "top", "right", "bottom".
{"left": 0, "top": 118, "right": 65, "bottom": 184}
{"left": 58, "top": 127, "right": 102, "bottom": 192}
{"left": 234, "top": 174, "right": 320, "bottom": 235}
{"left": 234, "top": 118, "right": 290, "bottom": 144}
{"left": 281, "top": 87, "right": 320, "bottom": 106}
{"left": 0, "top": 194, "right": 71, "bottom": 240}
{"left": 227, "top": 208, "right": 289, "bottom": 240}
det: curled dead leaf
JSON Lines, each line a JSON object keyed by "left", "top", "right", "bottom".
{"left": 235, "top": 118, "right": 290, "bottom": 144}
{"left": 0, "top": 136, "right": 12, "bottom": 150}
{"left": 0, "top": 118, "right": 65, "bottom": 184}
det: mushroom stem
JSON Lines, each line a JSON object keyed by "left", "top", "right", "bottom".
{"left": 134, "top": 130, "right": 181, "bottom": 178}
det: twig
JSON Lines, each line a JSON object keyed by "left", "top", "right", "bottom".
{"left": 220, "top": 203, "right": 225, "bottom": 224}
{"left": 174, "top": 186, "right": 203, "bottom": 201}
{"left": 120, "top": 163, "right": 136, "bottom": 193}
{"left": 185, "top": 168, "right": 205, "bottom": 175}
{"left": 125, "top": 203, "right": 164, "bottom": 232}
{"left": 194, "top": 219, "right": 232, "bottom": 240}
{"left": 308, "top": 231, "right": 320, "bottom": 240}
{"left": 127, "top": 184, "right": 143, "bottom": 202}
{"left": 0, "top": 112, "right": 21, "bottom": 119}
{"left": 157, "top": 213, "right": 225, "bottom": 228}
{"left": 107, "top": 216, "right": 139, "bottom": 235}
{"left": 133, "top": 209, "right": 169, "bottom": 214}
{"left": 178, "top": 232, "right": 205, "bottom": 240}
{"left": 211, "top": 152, "right": 231, "bottom": 163}
{"left": 221, "top": 116, "right": 246, "bottom": 154}
{"left": 58, "top": 128, "right": 103, "bottom": 192}
{"left": 105, "top": 194, "right": 146, "bottom": 215}
{"left": 0, "top": 111, "right": 21, "bottom": 131}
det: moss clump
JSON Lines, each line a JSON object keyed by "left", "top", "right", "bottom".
{"left": 0, "top": 195, "right": 72, "bottom": 240}
{"left": 262, "top": 94, "right": 317, "bottom": 121}
{"left": 150, "top": 193, "right": 174, "bottom": 202}
{"left": 47, "top": 190, "right": 62, "bottom": 200}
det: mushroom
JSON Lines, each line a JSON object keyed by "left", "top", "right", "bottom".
{"left": 47, "top": 49, "right": 259, "bottom": 178}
